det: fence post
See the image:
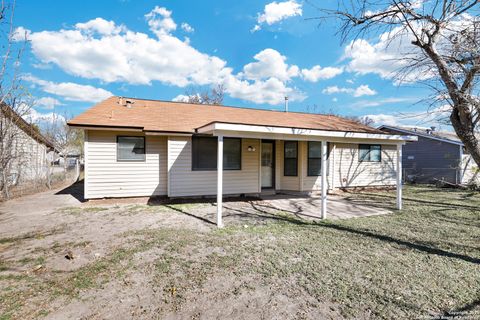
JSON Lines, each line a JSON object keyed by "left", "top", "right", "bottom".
{"left": 75, "top": 159, "right": 80, "bottom": 181}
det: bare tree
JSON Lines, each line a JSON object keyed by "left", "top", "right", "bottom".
{"left": 42, "top": 112, "right": 83, "bottom": 173}
{"left": 183, "top": 84, "right": 225, "bottom": 105}
{"left": 313, "top": 0, "right": 480, "bottom": 167}
{"left": 0, "top": 0, "right": 32, "bottom": 199}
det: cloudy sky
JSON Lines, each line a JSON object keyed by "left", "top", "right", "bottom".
{"left": 16, "top": 0, "right": 449, "bottom": 128}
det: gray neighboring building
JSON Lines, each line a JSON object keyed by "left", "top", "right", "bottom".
{"left": 379, "top": 125, "right": 479, "bottom": 184}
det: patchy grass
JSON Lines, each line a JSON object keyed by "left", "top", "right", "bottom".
{"left": 1, "top": 186, "right": 479, "bottom": 319}
{"left": 59, "top": 206, "right": 108, "bottom": 215}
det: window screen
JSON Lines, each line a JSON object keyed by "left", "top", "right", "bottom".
{"left": 117, "top": 136, "right": 145, "bottom": 161}
{"left": 359, "top": 144, "right": 381, "bottom": 162}
{"left": 308, "top": 141, "right": 322, "bottom": 176}
{"left": 192, "top": 136, "right": 241, "bottom": 170}
{"left": 284, "top": 141, "right": 298, "bottom": 176}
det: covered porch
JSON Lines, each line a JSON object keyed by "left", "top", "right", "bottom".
{"left": 196, "top": 122, "right": 414, "bottom": 227}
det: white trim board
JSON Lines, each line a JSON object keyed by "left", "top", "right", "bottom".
{"left": 196, "top": 122, "right": 416, "bottom": 145}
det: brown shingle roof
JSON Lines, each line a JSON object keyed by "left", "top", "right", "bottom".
{"left": 68, "top": 96, "right": 382, "bottom": 134}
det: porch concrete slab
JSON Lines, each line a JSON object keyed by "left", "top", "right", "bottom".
{"left": 257, "top": 193, "right": 392, "bottom": 220}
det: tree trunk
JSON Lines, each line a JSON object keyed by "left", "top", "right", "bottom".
{"left": 1, "top": 170, "right": 9, "bottom": 200}
{"left": 420, "top": 44, "right": 480, "bottom": 169}
{"left": 450, "top": 108, "right": 480, "bottom": 167}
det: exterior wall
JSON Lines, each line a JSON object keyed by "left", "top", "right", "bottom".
{"left": 168, "top": 136, "right": 260, "bottom": 197}
{"left": 2, "top": 116, "right": 49, "bottom": 184}
{"left": 382, "top": 128, "right": 461, "bottom": 183}
{"left": 84, "top": 132, "right": 398, "bottom": 199}
{"left": 85, "top": 130, "right": 167, "bottom": 199}
{"left": 334, "top": 143, "right": 397, "bottom": 187}
{"left": 273, "top": 140, "right": 397, "bottom": 192}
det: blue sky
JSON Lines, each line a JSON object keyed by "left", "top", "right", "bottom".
{"left": 15, "top": 0, "right": 448, "bottom": 128}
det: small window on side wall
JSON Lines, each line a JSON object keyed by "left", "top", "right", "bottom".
{"left": 117, "top": 136, "right": 145, "bottom": 161}
{"left": 284, "top": 141, "right": 298, "bottom": 176}
{"left": 359, "top": 144, "right": 381, "bottom": 162}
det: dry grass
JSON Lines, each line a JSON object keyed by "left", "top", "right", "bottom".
{"left": 0, "top": 185, "right": 479, "bottom": 319}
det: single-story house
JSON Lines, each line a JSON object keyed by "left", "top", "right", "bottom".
{"left": 0, "top": 103, "right": 56, "bottom": 188}
{"left": 68, "top": 97, "right": 416, "bottom": 227}
{"left": 379, "top": 125, "right": 480, "bottom": 184}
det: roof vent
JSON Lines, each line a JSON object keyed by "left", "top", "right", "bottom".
{"left": 125, "top": 99, "right": 134, "bottom": 108}
{"left": 284, "top": 96, "right": 289, "bottom": 112}
{"left": 118, "top": 97, "right": 134, "bottom": 108}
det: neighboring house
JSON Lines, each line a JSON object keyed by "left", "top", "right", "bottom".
{"left": 68, "top": 97, "right": 416, "bottom": 226}
{"left": 379, "top": 125, "right": 479, "bottom": 184}
{"left": 0, "top": 104, "right": 56, "bottom": 187}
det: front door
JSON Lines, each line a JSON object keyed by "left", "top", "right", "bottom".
{"left": 261, "top": 141, "right": 275, "bottom": 189}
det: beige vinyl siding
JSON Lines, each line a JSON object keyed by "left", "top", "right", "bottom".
{"left": 168, "top": 137, "right": 260, "bottom": 197}
{"left": 85, "top": 130, "right": 167, "bottom": 199}
{"left": 296, "top": 142, "right": 396, "bottom": 192}
{"left": 334, "top": 143, "right": 397, "bottom": 187}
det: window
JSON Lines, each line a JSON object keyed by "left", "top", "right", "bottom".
{"left": 359, "top": 144, "right": 381, "bottom": 162}
{"left": 192, "top": 136, "right": 241, "bottom": 170}
{"left": 284, "top": 141, "right": 298, "bottom": 176}
{"left": 117, "top": 136, "right": 145, "bottom": 161}
{"left": 308, "top": 142, "right": 322, "bottom": 176}
{"left": 223, "top": 138, "right": 241, "bottom": 170}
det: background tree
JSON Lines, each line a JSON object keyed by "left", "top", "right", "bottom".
{"left": 42, "top": 112, "right": 84, "bottom": 173}
{"left": 182, "top": 84, "right": 225, "bottom": 105}
{"left": 0, "top": 0, "right": 32, "bottom": 198}
{"left": 314, "top": 0, "right": 480, "bottom": 167}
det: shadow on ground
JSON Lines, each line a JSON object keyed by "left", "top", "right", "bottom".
{"left": 55, "top": 181, "right": 86, "bottom": 203}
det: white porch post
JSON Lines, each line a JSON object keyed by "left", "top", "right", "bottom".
{"left": 321, "top": 140, "right": 328, "bottom": 219}
{"left": 396, "top": 143, "right": 403, "bottom": 210}
{"left": 217, "top": 135, "right": 224, "bottom": 227}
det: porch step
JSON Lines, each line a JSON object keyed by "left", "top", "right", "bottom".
{"left": 260, "top": 189, "right": 276, "bottom": 197}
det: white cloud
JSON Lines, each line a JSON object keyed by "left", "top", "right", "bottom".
{"left": 24, "top": 75, "right": 113, "bottom": 102}
{"left": 21, "top": 16, "right": 227, "bottom": 87}
{"left": 342, "top": 15, "right": 477, "bottom": 83}
{"left": 242, "top": 49, "right": 299, "bottom": 81}
{"left": 354, "top": 85, "right": 377, "bottom": 97}
{"left": 23, "top": 108, "right": 66, "bottom": 125}
{"left": 12, "top": 26, "right": 30, "bottom": 41}
{"left": 181, "top": 22, "right": 194, "bottom": 33}
{"left": 35, "top": 97, "right": 64, "bottom": 110}
{"left": 145, "top": 6, "right": 177, "bottom": 36}
{"left": 349, "top": 97, "right": 415, "bottom": 108}
{"left": 172, "top": 94, "right": 191, "bottom": 102}
{"left": 301, "top": 65, "right": 343, "bottom": 82}
{"left": 322, "top": 84, "right": 377, "bottom": 97}
{"left": 365, "top": 105, "right": 452, "bottom": 128}
{"left": 19, "top": 7, "right": 335, "bottom": 106}
{"left": 76, "top": 18, "right": 125, "bottom": 35}
{"left": 224, "top": 74, "right": 305, "bottom": 105}
{"left": 253, "top": 0, "right": 302, "bottom": 32}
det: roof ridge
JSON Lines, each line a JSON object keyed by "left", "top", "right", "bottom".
{"left": 114, "top": 96, "right": 351, "bottom": 119}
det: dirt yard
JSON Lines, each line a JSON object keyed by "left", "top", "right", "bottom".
{"left": 0, "top": 184, "right": 479, "bottom": 319}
